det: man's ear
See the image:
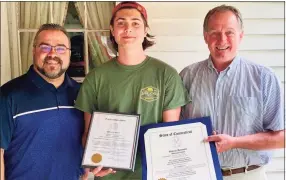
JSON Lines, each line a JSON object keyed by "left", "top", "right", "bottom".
{"left": 110, "top": 25, "right": 114, "bottom": 36}
{"left": 239, "top": 30, "right": 244, "bottom": 43}
{"left": 203, "top": 32, "right": 208, "bottom": 44}
{"left": 144, "top": 27, "right": 148, "bottom": 37}
{"left": 32, "top": 45, "right": 36, "bottom": 55}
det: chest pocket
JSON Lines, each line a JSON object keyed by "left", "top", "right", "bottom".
{"left": 233, "top": 96, "right": 258, "bottom": 116}
{"left": 227, "top": 96, "right": 260, "bottom": 131}
{"left": 227, "top": 96, "right": 262, "bottom": 132}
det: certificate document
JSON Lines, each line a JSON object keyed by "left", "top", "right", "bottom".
{"left": 82, "top": 112, "right": 140, "bottom": 171}
{"left": 140, "top": 117, "right": 222, "bottom": 180}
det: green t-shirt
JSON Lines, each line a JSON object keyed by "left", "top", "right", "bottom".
{"left": 75, "top": 56, "right": 190, "bottom": 180}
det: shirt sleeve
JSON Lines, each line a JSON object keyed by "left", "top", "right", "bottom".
{"left": 262, "top": 69, "right": 284, "bottom": 131}
{"left": 74, "top": 73, "right": 97, "bottom": 114}
{"left": 178, "top": 67, "right": 193, "bottom": 120}
{"left": 0, "top": 90, "right": 15, "bottom": 150}
{"left": 163, "top": 68, "right": 191, "bottom": 111}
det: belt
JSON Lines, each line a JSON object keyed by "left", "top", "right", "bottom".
{"left": 221, "top": 165, "right": 260, "bottom": 176}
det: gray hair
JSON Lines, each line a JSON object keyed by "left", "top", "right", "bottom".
{"left": 203, "top": 5, "right": 243, "bottom": 32}
{"left": 33, "top": 23, "right": 70, "bottom": 47}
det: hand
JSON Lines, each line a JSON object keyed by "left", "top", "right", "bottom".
{"left": 81, "top": 166, "right": 116, "bottom": 180}
{"left": 204, "top": 131, "right": 236, "bottom": 153}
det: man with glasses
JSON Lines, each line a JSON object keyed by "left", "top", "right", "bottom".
{"left": 0, "top": 23, "right": 85, "bottom": 180}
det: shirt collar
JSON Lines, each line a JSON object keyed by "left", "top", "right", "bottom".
{"left": 207, "top": 56, "right": 216, "bottom": 70}
{"left": 207, "top": 55, "right": 241, "bottom": 76}
{"left": 27, "top": 65, "right": 75, "bottom": 91}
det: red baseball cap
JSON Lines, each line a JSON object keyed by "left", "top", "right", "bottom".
{"left": 112, "top": 1, "right": 148, "bottom": 21}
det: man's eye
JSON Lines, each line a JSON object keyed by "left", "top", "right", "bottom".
{"left": 117, "top": 21, "right": 124, "bottom": 26}
{"left": 55, "top": 46, "right": 67, "bottom": 53}
{"left": 42, "top": 47, "right": 50, "bottom": 50}
{"left": 39, "top": 45, "right": 51, "bottom": 52}
{"left": 56, "top": 46, "right": 66, "bottom": 51}
{"left": 133, "top": 22, "right": 140, "bottom": 26}
{"left": 210, "top": 32, "right": 219, "bottom": 37}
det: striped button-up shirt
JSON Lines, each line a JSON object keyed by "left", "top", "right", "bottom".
{"left": 180, "top": 55, "right": 283, "bottom": 168}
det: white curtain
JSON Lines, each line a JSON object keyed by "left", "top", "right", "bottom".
{"left": 20, "top": 2, "right": 69, "bottom": 74}
{"left": 1, "top": 2, "right": 20, "bottom": 85}
{"left": 75, "top": 2, "right": 115, "bottom": 68}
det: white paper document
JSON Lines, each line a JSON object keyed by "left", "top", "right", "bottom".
{"left": 82, "top": 112, "right": 140, "bottom": 170}
{"left": 144, "top": 122, "right": 217, "bottom": 180}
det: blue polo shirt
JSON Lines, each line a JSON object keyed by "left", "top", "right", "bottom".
{"left": 0, "top": 66, "right": 84, "bottom": 180}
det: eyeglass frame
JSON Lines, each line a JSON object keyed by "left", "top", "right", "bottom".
{"left": 34, "top": 43, "right": 71, "bottom": 54}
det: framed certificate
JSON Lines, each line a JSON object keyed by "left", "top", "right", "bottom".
{"left": 139, "top": 117, "right": 222, "bottom": 180}
{"left": 82, "top": 111, "right": 141, "bottom": 171}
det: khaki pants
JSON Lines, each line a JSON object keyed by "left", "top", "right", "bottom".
{"left": 223, "top": 166, "right": 267, "bottom": 180}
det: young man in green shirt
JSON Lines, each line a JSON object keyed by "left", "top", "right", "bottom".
{"left": 75, "top": 2, "right": 190, "bottom": 179}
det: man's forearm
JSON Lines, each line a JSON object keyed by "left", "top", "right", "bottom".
{"left": 233, "top": 130, "right": 285, "bottom": 150}
{"left": 162, "top": 107, "right": 181, "bottom": 122}
{"left": 1, "top": 149, "right": 4, "bottom": 180}
{"left": 82, "top": 112, "right": 92, "bottom": 147}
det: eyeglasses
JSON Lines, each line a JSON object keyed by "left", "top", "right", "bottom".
{"left": 37, "top": 44, "right": 71, "bottom": 54}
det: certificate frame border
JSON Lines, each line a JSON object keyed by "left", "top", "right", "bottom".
{"left": 82, "top": 111, "right": 141, "bottom": 172}
{"left": 139, "top": 116, "right": 223, "bottom": 180}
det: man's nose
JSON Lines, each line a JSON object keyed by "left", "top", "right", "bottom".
{"left": 218, "top": 33, "right": 227, "bottom": 42}
{"left": 47, "top": 47, "right": 57, "bottom": 57}
{"left": 124, "top": 24, "right": 132, "bottom": 33}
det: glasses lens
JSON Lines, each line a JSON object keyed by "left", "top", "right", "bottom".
{"left": 39, "top": 45, "right": 51, "bottom": 53}
{"left": 55, "top": 46, "right": 66, "bottom": 54}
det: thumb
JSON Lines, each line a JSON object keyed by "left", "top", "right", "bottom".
{"left": 204, "top": 131, "right": 218, "bottom": 142}
{"left": 204, "top": 135, "right": 220, "bottom": 142}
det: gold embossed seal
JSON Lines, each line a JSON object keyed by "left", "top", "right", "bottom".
{"left": 91, "top": 153, "right": 102, "bottom": 163}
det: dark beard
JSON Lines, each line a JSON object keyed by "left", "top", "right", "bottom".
{"left": 36, "top": 56, "right": 67, "bottom": 79}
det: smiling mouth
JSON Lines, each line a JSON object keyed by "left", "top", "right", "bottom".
{"left": 216, "top": 46, "right": 229, "bottom": 50}
{"left": 45, "top": 61, "right": 59, "bottom": 65}
{"left": 44, "top": 56, "right": 62, "bottom": 65}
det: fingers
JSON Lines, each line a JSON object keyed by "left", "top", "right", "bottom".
{"left": 203, "top": 130, "right": 219, "bottom": 142}
{"left": 94, "top": 168, "right": 116, "bottom": 177}
{"left": 204, "top": 135, "right": 220, "bottom": 142}
{"left": 88, "top": 166, "right": 116, "bottom": 177}
{"left": 204, "top": 133, "right": 234, "bottom": 153}
{"left": 91, "top": 166, "right": 103, "bottom": 175}
{"left": 81, "top": 168, "right": 90, "bottom": 180}
{"left": 215, "top": 142, "right": 223, "bottom": 153}
{"left": 82, "top": 166, "right": 116, "bottom": 179}
{"left": 203, "top": 135, "right": 221, "bottom": 153}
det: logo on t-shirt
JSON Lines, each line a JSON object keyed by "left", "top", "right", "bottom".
{"left": 140, "top": 86, "right": 159, "bottom": 102}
